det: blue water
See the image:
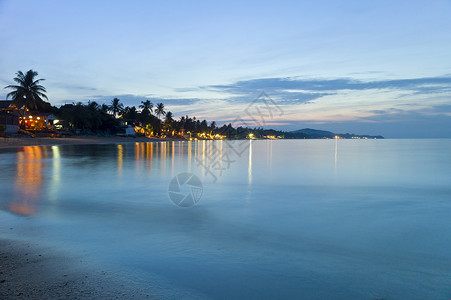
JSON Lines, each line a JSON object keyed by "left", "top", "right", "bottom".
{"left": 0, "top": 139, "right": 450, "bottom": 299}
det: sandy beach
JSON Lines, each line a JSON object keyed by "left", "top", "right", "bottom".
{"left": 0, "top": 238, "right": 155, "bottom": 299}
{"left": 0, "top": 237, "right": 206, "bottom": 299}
{"left": 0, "top": 136, "right": 184, "bottom": 148}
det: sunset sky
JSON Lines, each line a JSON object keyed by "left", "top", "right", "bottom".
{"left": 1, "top": 0, "right": 450, "bottom": 137}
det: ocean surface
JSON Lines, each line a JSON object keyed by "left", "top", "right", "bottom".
{"left": 0, "top": 139, "right": 450, "bottom": 299}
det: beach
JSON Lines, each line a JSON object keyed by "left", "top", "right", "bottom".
{"left": 0, "top": 238, "right": 152, "bottom": 299}
{"left": 0, "top": 237, "right": 196, "bottom": 299}
{"left": 0, "top": 136, "right": 183, "bottom": 148}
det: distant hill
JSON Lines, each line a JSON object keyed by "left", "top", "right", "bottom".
{"left": 290, "top": 128, "right": 335, "bottom": 138}
{"left": 286, "top": 128, "right": 384, "bottom": 139}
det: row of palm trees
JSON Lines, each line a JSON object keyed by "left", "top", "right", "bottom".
{"left": 137, "top": 100, "right": 166, "bottom": 119}
{"left": 3, "top": 69, "right": 286, "bottom": 139}
{"left": 109, "top": 98, "right": 166, "bottom": 120}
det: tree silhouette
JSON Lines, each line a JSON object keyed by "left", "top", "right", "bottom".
{"left": 155, "top": 102, "right": 166, "bottom": 120}
{"left": 5, "top": 70, "right": 49, "bottom": 126}
{"left": 122, "top": 106, "right": 138, "bottom": 120}
{"left": 109, "top": 98, "right": 124, "bottom": 118}
{"left": 164, "top": 111, "right": 174, "bottom": 124}
{"left": 139, "top": 100, "right": 153, "bottom": 114}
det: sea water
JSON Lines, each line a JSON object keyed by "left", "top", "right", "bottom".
{"left": 0, "top": 139, "right": 450, "bottom": 299}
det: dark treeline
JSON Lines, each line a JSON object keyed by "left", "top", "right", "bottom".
{"left": 43, "top": 98, "right": 286, "bottom": 139}
{"left": 49, "top": 98, "right": 170, "bottom": 136}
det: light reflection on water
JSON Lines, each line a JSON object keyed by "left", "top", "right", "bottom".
{"left": 10, "top": 146, "right": 45, "bottom": 215}
{"left": 0, "top": 139, "right": 450, "bottom": 299}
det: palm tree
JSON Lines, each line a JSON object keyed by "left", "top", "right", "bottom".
{"left": 109, "top": 98, "right": 124, "bottom": 118}
{"left": 4, "top": 70, "right": 48, "bottom": 126}
{"left": 164, "top": 111, "right": 174, "bottom": 124}
{"left": 139, "top": 100, "right": 153, "bottom": 114}
{"left": 163, "top": 111, "right": 174, "bottom": 134}
{"left": 101, "top": 103, "right": 110, "bottom": 113}
{"left": 122, "top": 106, "right": 138, "bottom": 120}
{"left": 155, "top": 102, "right": 166, "bottom": 120}
{"left": 88, "top": 101, "right": 100, "bottom": 111}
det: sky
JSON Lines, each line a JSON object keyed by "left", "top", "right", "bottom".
{"left": 0, "top": 0, "right": 450, "bottom": 138}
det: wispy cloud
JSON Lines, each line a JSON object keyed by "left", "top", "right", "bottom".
{"left": 207, "top": 75, "right": 451, "bottom": 96}
{"left": 59, "top": 84, "right": 97, "bottom": 91}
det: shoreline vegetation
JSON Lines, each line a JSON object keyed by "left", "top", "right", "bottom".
{"left": 1, "top": 70, "right": 383, "bottom": 143}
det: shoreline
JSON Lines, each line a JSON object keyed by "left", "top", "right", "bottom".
{"left": 0, "top": 237, "right": 204, "bottom": 299}
{"left": 0, "top": 238, "right": 153, "bottom": 299}
{"left": 0, "top": 136, "right": 185, "bottom": 149}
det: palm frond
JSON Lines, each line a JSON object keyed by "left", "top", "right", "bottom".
{"left": 4, "top": 84, "right": 22, "bottom": 90}
{"left": 13, "top": 77, "right": 25, "bottom": 85}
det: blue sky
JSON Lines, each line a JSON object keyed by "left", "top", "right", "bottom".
{"left": 1, "top": 0, "right": 450, "bottom": 137}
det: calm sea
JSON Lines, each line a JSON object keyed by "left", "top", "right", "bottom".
{"left": 0, "top": 139, "right": 450, "bottom": 299}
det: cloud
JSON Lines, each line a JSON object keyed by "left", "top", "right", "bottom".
{"left": 59, "top": 84, "right": 97, "bottom": 91}
{"left": 206, "top": 75, "right": 451, "bottom": 100}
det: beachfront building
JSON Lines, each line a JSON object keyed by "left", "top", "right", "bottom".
{"left": 117, "top": 119, "right": 137, "bottom": 136}
{"left": 0, "top": 100, "right": 59, "bottom": 131}
{"left": 0, "top": 100, "right": 20, "bottom": 113}
{"left": 0, "top": 100, "right": 20, "bottom": 134}
{"left": 23, "top": 112, "right": 57, "bottom": 131}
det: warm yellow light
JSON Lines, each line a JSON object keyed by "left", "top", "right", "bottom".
{"left": 29, "top": 116, "right": 32, "bottom": 118}
{"left": 37, "top": 117, "right": 40, "bottom": 120}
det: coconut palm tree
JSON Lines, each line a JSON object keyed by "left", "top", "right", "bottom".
{"left": 122, "top": 106, "right": 138, "bottom": 120}
{"left": 109, "top": 98, "right": 124, "bottom": 118}
{"left": 4, "top": 70, "right": 48, "bottom": 125}
{"left": 162, "top": 111, "right": 174, "bottom": 134}
{"left": 139, "top": 100, "right": 153, "bottom": 114}
{"left": 155, "top": 102, "right": 166, "bottom": 120}
{"left": 101, "top": 103, "right": 110, "bottom": 113}
{"left": 164, "top": 111, "right": 174, "bottom": 124}
{"left": 210, "top": 121, "right": 216, "bottom": 132}
{"left": 88, "top": 101, "right": 100, "bottom": 111}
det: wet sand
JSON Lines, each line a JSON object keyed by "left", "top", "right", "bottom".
{"left": 0, "top": 136, "right": 184, "bottom": 148}
{"left": 0, "top": 239, "right": 156, "bottom": 299}
{"left": 0, "top": 238, "right": 205, "bottom": 299}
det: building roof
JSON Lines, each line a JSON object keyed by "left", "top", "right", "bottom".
{"left": 27, "top": 111, "right": 56, "bottom": 120}
{"left": 0, "top": 100, "right": 13, "bottom": 109}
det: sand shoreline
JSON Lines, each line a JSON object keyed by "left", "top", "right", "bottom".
{"left": 0, "top": 136, "right": 185, "bottom": 148}
{"left": 0, "top": 237, "right": 205, "bottom": 299}
{"left": 0, "top": 238, "right": 155, "bottom": 299}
